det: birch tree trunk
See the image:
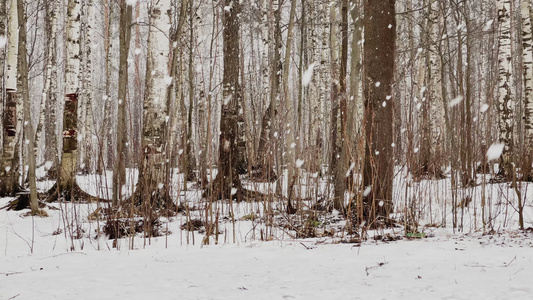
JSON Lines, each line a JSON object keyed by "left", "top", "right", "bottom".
{"left": 138, "top": 0, "right": 172, "bottom": 206}
{"left": 521, "top": 0, "right": 533, "bottom": 179}
{"left": 35, "top": 0, "right": 59, "bottom": 177}
{"left": 282, "top": 0, "right": 297, "bottom": 213}
{"left": 496, "top": 0, "right": 514, "bottom": 175}
{"left": 17, "top": 0, "right": 38, "bottom": 213}
{"left": 255, "top": 0, "right": 279, "bottom": 180}
{"left": 80, "top": 0, "right": 95, "bottom": 173}
{"left": 420, "top": 0, "right": 444, "bottom": 178}
{"left": 59, "top": 0, "right": 82, "bottom": 196}
{"left": 0, "top": 0, "right": 19, "bottom": 196}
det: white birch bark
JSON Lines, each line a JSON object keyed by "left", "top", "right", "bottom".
{"left": 0, "top": 0, "right": 18, "bottom": 195}
{"left": 80, "top": 0, "right": 95, "bottom": 172}
{"left": 35, "top": 0, "right": 59, "bottom": 161}
{"left": 428, "top": 0, "right": 444, "bottom": 165}
{"left": 140, "top": 0, "right": 172, "bottom": 196}
{"left": 65, "top": 0, "right": 81, "bottom": 96}
{"left": 522, "top": 0, "right": 533, "bottom": 145}
{"left": 17, "top": 0, "right": 38, "bottom": 212}
{"left": 6, "top": 0, "right": 17, "bottom": 92}
{"left": 497, "top": 0, "right": 514, "bottom": 164}
{"left": 144, "top": 0, "right": 171, "bottom": 152}
{"left": 60, "top": 0, "right": 82, "bottom": 191}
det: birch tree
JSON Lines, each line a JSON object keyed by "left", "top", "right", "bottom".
{"left": 496, "top": 0, "right": 514, "bottom": 175}
{"left": 0, "top": 0, "right": 19, "bottom": 196}
{"left": 35, "top": 0, "right": 59, "bottom": 178}
{"left": 521, "top": 0, "right": 533, "bottom": 179}
{"left": 58, "top": 0, "right": 82, "bottom": 198}
{"left": 137, "top": 0, "right": 172, "bottom": 206}
{"left": 17, "top": 0, "right": 38, "bottom": 213}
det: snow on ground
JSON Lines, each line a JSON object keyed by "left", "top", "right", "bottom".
{"left": 2, "top": 170, "right": 533, "bottom": 299}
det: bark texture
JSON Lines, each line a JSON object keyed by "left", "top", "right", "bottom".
{"left": 362, "top": 0, "right": 396, "bottom": 224}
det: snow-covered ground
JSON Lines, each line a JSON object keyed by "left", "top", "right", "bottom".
{"left": 2, "top": 171, "right": 533, "bottom": 299}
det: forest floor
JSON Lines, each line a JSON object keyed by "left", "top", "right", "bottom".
{"left": 1, "top": 170, "right": 533, "bottom": 299}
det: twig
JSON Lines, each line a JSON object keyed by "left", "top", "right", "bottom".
{"left": 503, "top": 255, "right": 517, "bottom": 267}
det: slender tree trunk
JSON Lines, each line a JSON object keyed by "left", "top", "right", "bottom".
{"left": 35, "top": 0, "right": 59, "bottom": 177}
{"left": 17, "top": 0, "right": 38, "bottom": 213}
{"left": 521, "top": 0, "right": 533, "bottom": 179}
{"left": 282, "top": 0, "right": 297, "bottom": 213}
{"left": 362, "top": 0, "right": 396, "bottom": 224}
{"left": 112, "top": 0, "right": 132, "bottom": 206}
{"left": 80, "top": 0, "right": 95, "bottom": 174}
{"left": 333, "top": 0, "right": 349, "bottom": 211}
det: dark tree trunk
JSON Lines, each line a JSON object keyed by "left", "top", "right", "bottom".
{"left": 210, "top": 0, "right": 243, "bottom": 200}
{"left": 362, "top": 0, "right": 396, "bottom": 225}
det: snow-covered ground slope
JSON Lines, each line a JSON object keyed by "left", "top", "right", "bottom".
{"left": 2, "top": 170, "right": 533, "bottom": 299}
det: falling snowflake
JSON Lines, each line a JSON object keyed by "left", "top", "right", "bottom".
{"left": 448, "top": 96, "right": 463, "bottom": 108}
{"left": 480, "top": 103, "right": 489, "bottom": 113}
{"left": 486, "top": 143, "right": 504, "bottom": 161}
{"left": 164, "top": 76, "right": 173, "bottom": 86}
{"left": 0, "top": 36, "right": 6, "bottom": 48}
{"left": 363, "top": 185, "right": 372, "bottom": 197}
{"left": 302, "top": 63, "right": 316, "bottom": 87}
{"left": 296, "top": 159, "right": 304, "bottom": 168}
{"left": 345, "top": 162, "right": 355, "bottom": 177}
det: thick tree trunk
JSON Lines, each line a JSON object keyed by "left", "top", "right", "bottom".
{"left": 59, "top": 0, "right": 82, "bottom": 196}
{"left": 210, "top": 0, "right": 243, "bottom": 200}
{"left": 362, "top": 0, "right": 396, "bottom": 225}
{"left": 0, "top": 0, "right": 19, "bottom": 196}
{"left": 138, "top": 0, "right": 172, "bottom": 207}
{"left": 496, "top": 0, "right": 514, "bottom": 175}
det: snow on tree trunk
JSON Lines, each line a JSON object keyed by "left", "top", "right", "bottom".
{"left": 0, "top": 0, "right": 19, "bottom": 196}
{"left": 496, "top": 0, "right": 514, "bottom": 174}
{"left": 139, "top": 0, "right": 172, "bottom": 205}
{"left": 59, "top": 0, "right": 82, "bottom": 193}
